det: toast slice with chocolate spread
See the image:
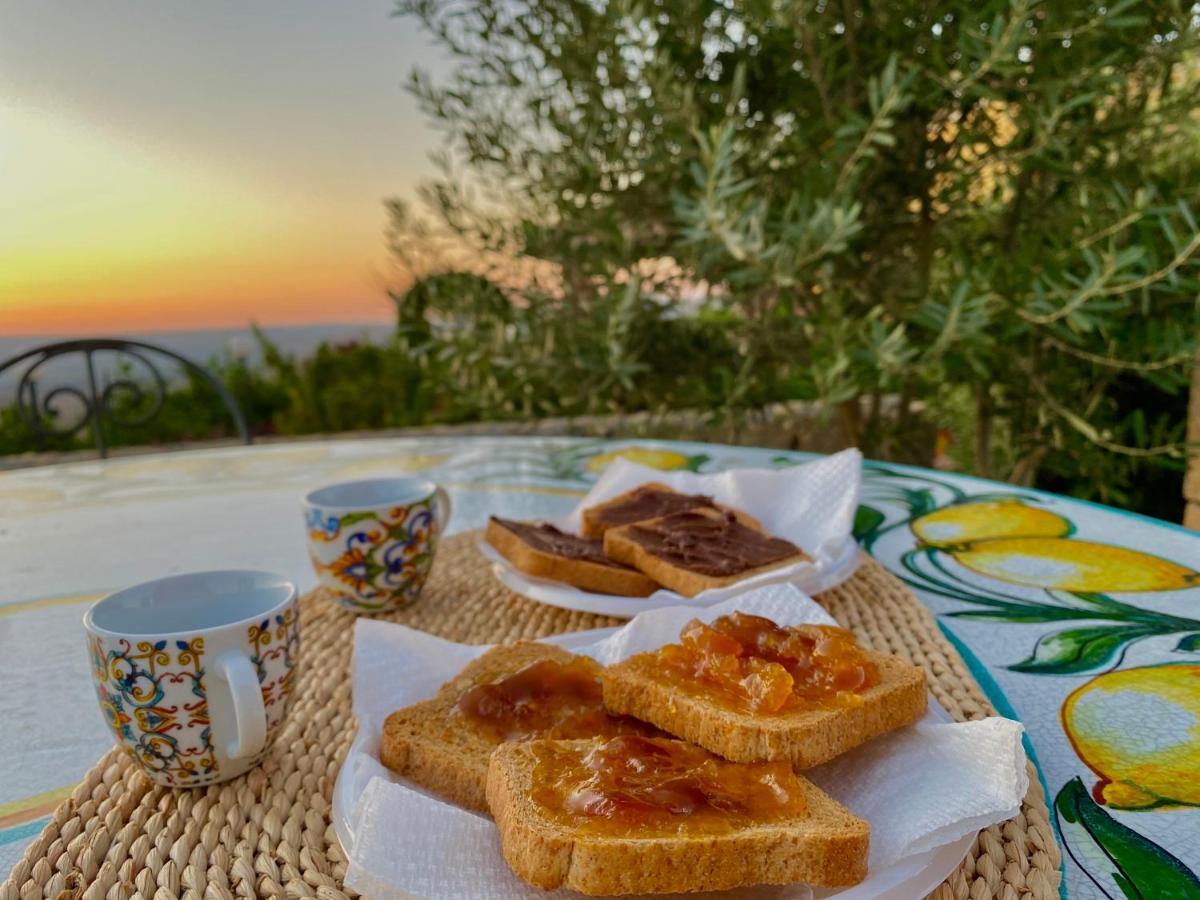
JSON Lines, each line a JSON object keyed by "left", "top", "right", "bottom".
{"left": 580, "top": 482, "right": 762, "bottom": 538}
{"left": 486, "top": 516, "right": 659, "bottom": 596}
{"left": 603, "top": 506, "right": 809, "bottom": 597}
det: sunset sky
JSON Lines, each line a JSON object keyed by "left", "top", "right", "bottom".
{"left": 0, "top": 0, "right": 446, "bottom": 335}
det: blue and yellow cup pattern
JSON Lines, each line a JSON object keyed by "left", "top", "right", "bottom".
{"left": 304, "top": 478, "right": 451, "bottom": 613}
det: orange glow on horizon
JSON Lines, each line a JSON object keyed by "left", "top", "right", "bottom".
{"left": 0, "top": 290, "right": 398, "bottom": 337}
{"left": 0, "top": 98, "right": 408, "bottom": 337}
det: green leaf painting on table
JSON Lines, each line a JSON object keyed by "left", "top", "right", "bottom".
{"left": 856, "top": 467, "right": 1200, "bottom": 677}
{"left": 1009, "top": 626, "right": 1164, "bottom": 676}
{"left": 1055, "top": 778, "right": 1200, "bottom": 899}
{"left": 1177, "top": 633, "right": 1200, "bottom": 653}
{"left": 852, "top": 503, "right": 886, "bottom": 543}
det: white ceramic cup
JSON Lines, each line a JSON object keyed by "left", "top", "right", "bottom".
{"left": 84, "top": 570, "right": 300, "bottom": 788}
{"left": 303, "top": 477, "right": 452, "bottom": 613}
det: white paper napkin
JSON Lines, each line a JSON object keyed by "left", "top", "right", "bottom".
{"left": 343, "top": 585, "right": 1028, "bottom": 900}
{"left": 565, "top": 449, "right": 861, "bottom": 551}
{"left": 487, "top": 449, "right": 865, "bottom": 610}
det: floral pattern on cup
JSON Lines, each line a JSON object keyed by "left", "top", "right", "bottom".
{"left": 306, "top": 498, "right": 443, "bottom": 611}
{"left": 88, "top": 610, "right": 300, "bottom": 788}
{"left": 248, "top": 607, "right": 301, "bottom": 742}
{"left": 89, "top": 634, "right": 220, "bottom": 786}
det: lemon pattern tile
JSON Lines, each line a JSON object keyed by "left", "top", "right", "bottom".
{"left": 856, "top": 463, "right": 1200, "bottom": 898}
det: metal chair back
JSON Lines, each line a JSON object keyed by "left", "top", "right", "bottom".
{"left": 0, "top": 338, "right": 251, "bottom": 457}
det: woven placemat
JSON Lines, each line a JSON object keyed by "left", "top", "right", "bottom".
{"left": 2, "top": 533, "right": 1061, "bottom": 900}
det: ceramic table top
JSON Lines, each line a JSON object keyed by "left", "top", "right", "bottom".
{"left": 1, "top": 436, "right": 1197, "bottom": 897}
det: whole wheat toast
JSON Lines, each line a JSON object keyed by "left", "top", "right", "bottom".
{"left": 601, "top": 647, "right": 928, "bottom": 769}
{"left": 603, "top": 507, "right": 809, "bottom": 598}
{"left": 581, "top": 482, "right": 763, "bottom": 538}
{"left": 381, "top": 641, "right": 654, "bottom": 812}
{"left": 380, "top": 642, "right": 580, "bottom": 812}
{"left": 485, "top": 516, "right": 658, "bottom": 596}
{"left": 487, "top": 737, "right": 871, "bottom": 894}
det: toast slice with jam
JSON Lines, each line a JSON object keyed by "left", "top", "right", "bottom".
{"left": 486, "top": 734, "right": 870, "bottom": 894}
{"left": 601, "top": 612, "right": 928, "bottom": 768}
{"left": 380, "top": 642, "right": 653, "bottom": 812}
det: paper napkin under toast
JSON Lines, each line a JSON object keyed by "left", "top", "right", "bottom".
{"left": 343, "top": 584, "right": 1028, "bottom": 900}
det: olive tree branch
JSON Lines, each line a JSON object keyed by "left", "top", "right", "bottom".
{"left": 940, "top": 0, "right": 1035, "bottom": 94}
{"left": 1017, "top": 229, "right": 1200, "bottom": 326}
{"left": 1105, "top": 230, "right": 1200, "bottom": 296}
{"left": 834, "top": 61, "right": 908, "bottom": 194}
{"left": 1044, "top": 336, "right": 1194, "bottom": 373}
{"left": 1077, "top": 210, "right": 1143, "bottom": 250}
{"left": 1028, "top": 368, "right": 1186, "bottom": 458}
{"left": 1016, "top": 257, "right": 1119, "bottom": 326}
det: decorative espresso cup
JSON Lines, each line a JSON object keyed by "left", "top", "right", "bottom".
{"left": 303, "top": 477, "right": 452, "bottom": 613}
{"left": 83, "top": 570, "right": 300, "bottom": 788}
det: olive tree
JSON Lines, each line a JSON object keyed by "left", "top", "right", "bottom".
{"left": 394, "top": 0, "right": 1200, "bottom": 513}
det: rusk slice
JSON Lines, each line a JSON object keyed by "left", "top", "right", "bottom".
{"left": 486, "top": 516, "right": 658, "bottom": 596}
{"left": 380, "top": 642, "right": 581, "bottom": 812}
{"left": 601, "top": 651, "right": 928, "bottom": 769}
{"left": 486, "top": 738, "right": 870, "bottom": 895}
{"left": 603, "top": 507, "right": 808, "bottom": 598}
{"left": 581, "top": 482, "right": 762, "bottom": 538}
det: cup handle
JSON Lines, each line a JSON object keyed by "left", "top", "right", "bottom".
{"left": 212, "top": 652, "right": 267, "bottom": 760}
{"left": 433, "top": 486, "right": 452, "bottom": 530}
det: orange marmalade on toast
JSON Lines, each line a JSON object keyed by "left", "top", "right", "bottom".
{"left": 530, "top": 735, "right": 808, "bottom": 835}
{"left": 634, "top": 612, "right": 880, "bottom": 714}
{"left": 454, "top": 657, "right": 651, "bottom": 741}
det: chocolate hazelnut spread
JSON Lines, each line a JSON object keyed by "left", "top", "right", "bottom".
{"left": 491, "top": 517, "right": 623, "bottom": 568}
{"left": 625, "top": 510, "right": 801, "bottom": 577}
{"left": 591, "top": 486, "right": 718, "bottom": 528}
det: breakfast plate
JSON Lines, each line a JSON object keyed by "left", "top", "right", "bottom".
{"left": 480, "top": 449, "right": 865, "bottom": 617}
{"left": 332, "top": 586, "right": 1027, "bottom": 899}
{"left": 332, "top": 689, "right": 977, "bottom": 900}
{"left": 479, "top": 534, "right": 862, "bottom": 618}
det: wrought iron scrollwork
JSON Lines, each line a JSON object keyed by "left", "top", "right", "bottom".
{"left": 0, "top": 339, "right": 250, "bottom": 457}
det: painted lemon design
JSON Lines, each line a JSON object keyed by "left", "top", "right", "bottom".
{"left": 584, "top": 447, "right": 702, "bottom": 473}
{"left": 1062, "top": 664, "right": 1200, "bottom": 809}
{"left": 912, "top": 500, "right": 1071, "bottom": 547}
{"left": 950, "top": 537, "right": 1200, "bottom": 592}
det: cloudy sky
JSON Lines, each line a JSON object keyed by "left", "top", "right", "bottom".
{"left": 0, "top": 0, "right": 447, "bottom": 334}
